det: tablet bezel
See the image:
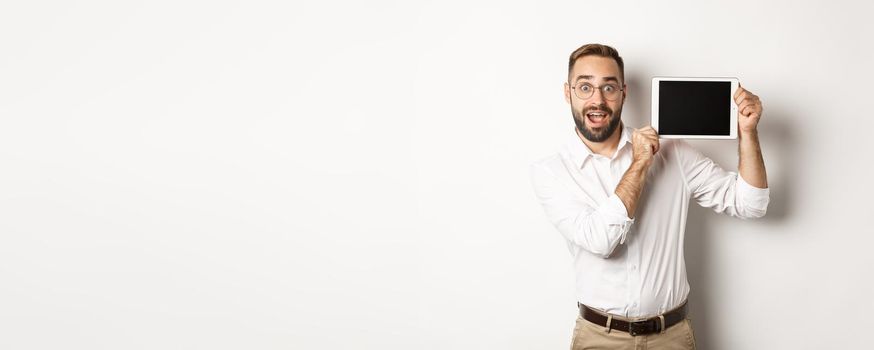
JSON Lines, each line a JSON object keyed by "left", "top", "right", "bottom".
{"left": 651, "top": 76, "right": 739, "bottom": 139}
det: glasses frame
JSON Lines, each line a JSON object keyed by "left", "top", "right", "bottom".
{"left": 570, "top": 81, "right": 626, "bottom": 101}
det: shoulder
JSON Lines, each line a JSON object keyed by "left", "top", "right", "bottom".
{"left": 530, "top": 153, "right": 563, "bottom": 179}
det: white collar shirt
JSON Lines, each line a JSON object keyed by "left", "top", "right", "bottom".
{"left": 530, "top": 126, "right": 770, "bottom": 318}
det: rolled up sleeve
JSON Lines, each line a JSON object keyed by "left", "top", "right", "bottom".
{"left": 676, "top": 140, "right": 771, "bottom": 219}
{"left": 735, "top": 174, "right": 770, "bottom": 218}
{"left": 530, "top": 163, "right": 634, "bottom": 258}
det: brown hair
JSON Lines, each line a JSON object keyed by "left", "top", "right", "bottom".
{"left": 568, "top": 43, "right": 624, "bottom": 83}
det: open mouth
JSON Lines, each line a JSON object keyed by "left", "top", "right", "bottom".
{"left": 586, "top": 111, "right": 609, "bottom": 126}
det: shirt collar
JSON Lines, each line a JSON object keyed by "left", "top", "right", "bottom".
{"left": 566, "top": 126, "right": 633, "bottom": 168}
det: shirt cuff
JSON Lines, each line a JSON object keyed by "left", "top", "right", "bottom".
{"left": 602, "top": 194, "right": 635, "bottom": 244}
{"left": 737, "top": 175, "right": 770, "bottom": 210}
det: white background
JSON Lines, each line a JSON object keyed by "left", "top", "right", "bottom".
{"left": 1, "top": 0, "right": 872, "bottom": 349}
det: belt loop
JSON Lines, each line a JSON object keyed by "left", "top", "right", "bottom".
{"left": 605, "top": 314, "right": 613, "bottom": 333}
{"left": 658, "top": 315, "right": 666, "bottom": 334}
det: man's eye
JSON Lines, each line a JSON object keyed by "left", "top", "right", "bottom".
{"left": 604, "top": 85, "right": 616, "bottom": 93}
{"left": 580, "top": 85, "right": 592, "bottom": 92}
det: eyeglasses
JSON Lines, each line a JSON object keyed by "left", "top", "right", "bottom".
{"left": 571, "top": 82, "right": 624, "bottom": 101}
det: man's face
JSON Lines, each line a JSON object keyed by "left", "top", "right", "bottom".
{"left": 565, "top": 56, "right": 626, "bottom": 142}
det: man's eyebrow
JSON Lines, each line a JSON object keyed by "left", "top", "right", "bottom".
{"left": 574, "top": 75, "right": 621, "bottom": 83}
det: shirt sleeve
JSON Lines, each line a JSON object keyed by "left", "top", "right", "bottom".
{"left": 675, "top": 140, "right": 770, "bottom": 219}
{"left": 530, "top": 162, "right": 635, "bottom": 258}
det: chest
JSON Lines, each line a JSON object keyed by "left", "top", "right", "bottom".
{"left": 560, "top": 150, "right": 687, "bottom": 208}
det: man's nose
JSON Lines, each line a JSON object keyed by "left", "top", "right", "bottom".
{"left": 589, "top": 87, "right": 607, "bottom": 103}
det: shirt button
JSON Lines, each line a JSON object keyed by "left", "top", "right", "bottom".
{"left": 631, "top": 265, "right": 637, "bottom": 270}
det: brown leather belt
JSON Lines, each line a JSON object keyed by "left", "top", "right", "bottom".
{"left": 577, "top": 302, "right": 688, "bottom": 336}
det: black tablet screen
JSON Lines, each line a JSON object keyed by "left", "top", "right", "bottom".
{"left": 658, "top": 81, "right": 731, "bottom": 136}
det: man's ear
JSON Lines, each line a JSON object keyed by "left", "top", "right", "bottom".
{"left": 564, "top": 82, "right": 571, "bottom": 104}
{"left": 622, "top": 83, "right": 628, "bottom": 102}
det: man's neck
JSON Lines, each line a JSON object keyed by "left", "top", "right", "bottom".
{"left": 577, "top": 123, "right": 623, "bottom": 158}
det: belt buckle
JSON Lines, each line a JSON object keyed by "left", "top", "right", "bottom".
{"left": 628, "top": 320, "right": 650, "bottom": 336}
{"left": 628, "top": 321, "right": 642, "bottom": 336}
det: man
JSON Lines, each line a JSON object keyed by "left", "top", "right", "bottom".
{"left": 530, "top": 44, "right": 769, "bottom": 350}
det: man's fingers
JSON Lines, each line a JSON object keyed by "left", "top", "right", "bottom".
{"left": 638, "top": 135, "right": 659, "bottom": 153}
{"left": 735, "top": 92, "right": 749, "bottom": 105}
{"left": 737, "top": 100, "right": 753, "bottom": 114}
{"left": 739, "top": 98, "right": 762, "bottom": 116}
{"left": 737, "top": 97, "right": 760, "bottom": 113}
{"left": 637, "top": 126, "right": 656, "bottom": 134}
{"left": 741, "top": 104, "right": 757, "bottom": 117}
{"left": 736, "top": 92, "right": 759, "bottom": 107}
{"left": 637, "top": 127, "right": 658, "bottom": 136}
{"left": 734, "top": 85, "right": 745, "bottom": 101}
{"left": 737, "top": 96, "right": 757, "bottom": 105}
{"left": 635, "top": 133, "right": 659, "bottom": 145}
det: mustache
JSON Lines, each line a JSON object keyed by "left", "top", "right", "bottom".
{"left": 583, "top": 105, "right": 613, "bottom": 115}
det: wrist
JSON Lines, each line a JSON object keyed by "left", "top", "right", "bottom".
{"left": 630, "top": 158, "right": 652, "bottom": 171}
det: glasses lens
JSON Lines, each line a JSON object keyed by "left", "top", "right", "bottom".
{"left": 575, "top": 83, "right": 593, "bottom": 99}
{"left": 603, "top": 84, "right": 619, "bottom": 100}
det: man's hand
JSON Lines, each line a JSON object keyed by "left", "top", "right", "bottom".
{"left": 615, "top": 127, "right": 660, "bottom": 218}
{"left": 734, "top": 85, "right": 763, "bottom": 134}
{"left": 734, "top": 84, "right": 768, "bottom": 188}
{"left": 632, "top": 126, "right": 660, "bottom": 166}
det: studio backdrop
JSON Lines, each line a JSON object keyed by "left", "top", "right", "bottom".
{"left": 1, "top": 1, "right": 872, "bottom": 349}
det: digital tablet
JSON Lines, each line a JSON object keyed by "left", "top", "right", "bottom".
{"left": 651, "top": 77, "right": 739, "bottom": 139}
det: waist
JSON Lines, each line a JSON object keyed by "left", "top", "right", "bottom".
{"left": 573, "top": 269, "right": 691, "bottom": 317}
{"left": 578, "top": 301, "right": 689, "bottom": 336}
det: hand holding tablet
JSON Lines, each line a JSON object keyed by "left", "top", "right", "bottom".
{"left": 651, "top": 77, "right": 739, "bottom": 139}
{"left": 734, "top": 85, "right": 763, "bottom": 134}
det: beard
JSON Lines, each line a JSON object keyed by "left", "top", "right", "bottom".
{"left": 572, "top": 103, "right": 623, "bottom": 142}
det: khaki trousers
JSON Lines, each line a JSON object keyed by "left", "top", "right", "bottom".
{"left": 570, "top": 315, "right": 697, "bottom": 350}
